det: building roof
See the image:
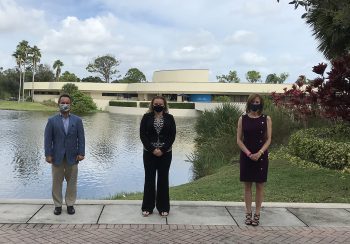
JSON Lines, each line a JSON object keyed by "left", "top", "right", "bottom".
{"left": 24, "top": 82, "right": 292, "bottom": 95}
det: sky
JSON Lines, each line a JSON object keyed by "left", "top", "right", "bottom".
{"left": 0, "top": 0, "right": 327, "bottom": 82}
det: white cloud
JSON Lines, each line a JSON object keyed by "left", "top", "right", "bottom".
{"left": 224, "top": 30, "right": 257, "bottom": 45}
{"left": 239, "top": 52, "right": 267, "bottom": 66}
{"left": 0, "top": 0, "right": 45, "bottom": 33}
{"left": 170, "top": 29, "right": 220, "bottom": 62}
{"left": 241, "top": 1, "right": 280, "bottom": 16}
{"left": 171, "top": 45, "right": 220, "bottom": 62}
{"left": 39, "top": 14, "right": 122, "bottom": 56}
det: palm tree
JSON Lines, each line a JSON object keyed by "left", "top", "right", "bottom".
{"left": 12, "top": 50, "right": 22, "bottom": 102}
{"left": 304, "top": 1, "right": 350, "bottom": 59}
{"left": 17, "top": 40, "right": 30, "bottom": 101}
{"left": 29, "top": 45, "right": 41, "bottom": 101}
{"left": 53, "top": 60, "right": 64, "bottom": 82}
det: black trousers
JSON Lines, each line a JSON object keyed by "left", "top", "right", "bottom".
{"left": 142, "top": 150, "right": 172, "bottom": 213}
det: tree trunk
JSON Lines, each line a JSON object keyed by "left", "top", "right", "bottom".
{"left": 22, "top": 64, "right": 26, "bottom": 102}
{"left": 17, "top": 66, "right": 22, "bottom": 103}
{"left": 31, "top": 62, "right": 35, "bottom": 102}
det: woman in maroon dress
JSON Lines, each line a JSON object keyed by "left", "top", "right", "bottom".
{"left": 237, "top": 94, "right": 272, "bottom": 226}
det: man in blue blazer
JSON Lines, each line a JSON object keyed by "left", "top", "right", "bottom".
{"left": 44, "top": 94, "right": 85, "bottom": 215}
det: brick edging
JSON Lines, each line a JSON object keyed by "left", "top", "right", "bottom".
{"left": 0, "top": 223, "right": 349, "bottom": 232}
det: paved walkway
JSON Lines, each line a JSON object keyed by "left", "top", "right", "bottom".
{"left": 0, "top": 200, "right": 349, "bottom": 243}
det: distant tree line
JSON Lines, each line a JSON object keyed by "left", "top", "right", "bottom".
{"left": 0, "top": 41, "right": 147, "bottom": 100}
{"left": 216, "top": 70, "right": 289, "bottom": 84}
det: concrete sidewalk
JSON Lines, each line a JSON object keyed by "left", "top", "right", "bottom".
{"left": 0, "top": 200, "right": 349, "bottom": 243}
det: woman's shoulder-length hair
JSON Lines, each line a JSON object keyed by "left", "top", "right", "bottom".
{"left": 147, "top": 95, "right": 169, "bottom": 113}
{"left": 245, "top": 93, "right": 264, "bottom": 115}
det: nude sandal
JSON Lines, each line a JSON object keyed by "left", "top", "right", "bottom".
{"left": 142, "top": 211, "right": 152, "bottom": 217}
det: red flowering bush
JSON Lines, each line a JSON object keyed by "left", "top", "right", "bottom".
{"left": 272, "top": 54, "right": 350, "bottom": 123}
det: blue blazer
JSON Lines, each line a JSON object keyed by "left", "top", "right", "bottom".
{"left": 44, "top": 114, "right": 85, "bottom": 165}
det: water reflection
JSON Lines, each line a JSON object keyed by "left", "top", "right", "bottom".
{"left": 0, "top": 110, "right": 196, "bottom": 199}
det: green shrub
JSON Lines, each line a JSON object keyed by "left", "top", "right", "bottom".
{"left": 61, "top": 83, "right": 79, "bottom": 95}
{"left": 109, "top": 101, "right": 137, "bottom": 107}
{"left": 191, "top": 103, "right": 242, "bottom": 179}
{"left": 139, "top": 102, "right": 149, "bottom": 108}
{"left": 288, "top": 124, "right": 350, "bottom": 170}
{"left": 263, "top": 96, "right": 301, "bottom": 146}
{"left": 41, "top": 100, "right": 57, "bottom": 107}
{"left": 71, "top": 91, "right": 97, "bottom": 113}
{"left": 168, "top": 102, "right": 195, "bottom": 109}
{"left": 213, "top": 96, "right": 231, "bottom": 103}
{"left": 60, "top": 83, "right": 97, "bottom": 113}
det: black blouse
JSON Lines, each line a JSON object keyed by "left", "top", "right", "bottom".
{"left": 140, "top": 112, "right": 176, "bottom": 153}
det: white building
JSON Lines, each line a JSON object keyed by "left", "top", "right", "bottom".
{"left": 24, "top": 69, "right": 292, "bottom": 116}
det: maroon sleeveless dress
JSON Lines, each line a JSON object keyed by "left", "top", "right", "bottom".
{"left": 239, "top": 114, "right": 269, "bottom": 183}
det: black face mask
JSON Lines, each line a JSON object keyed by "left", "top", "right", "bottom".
{"left": 249, "top": 103, "right": 262, "bottom": 112}
{"left": 153, "top": 105, "right": 164, "bottom": 113}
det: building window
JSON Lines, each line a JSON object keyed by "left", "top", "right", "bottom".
{"left": 34, "top": 91, "right": 60, "bottom": 95}
{"left": 102, "top": 93, "right": 120, "bottom": 96}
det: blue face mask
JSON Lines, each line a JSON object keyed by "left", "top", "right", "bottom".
{"left": 59, "top": 104, "right": 71, "bottom": 112}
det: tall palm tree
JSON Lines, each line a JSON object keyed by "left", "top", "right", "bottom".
{"left": 53, "top": 60, "right": 64, "bottom": 82}
{"left": 12, "top": 50, "right": 22, "bottom": 102}
{"left": 17, "top": 40, "right": 30, "bottom": 101}
{"left": 29, "top": 45, "right": 41, "bottom": 101}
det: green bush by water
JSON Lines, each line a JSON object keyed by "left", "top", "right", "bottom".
{"left": 61, "top": 83, "right": 97, "bottom": 113}
{"left": 190, "top": 103, "right": 242, "bottom": 179}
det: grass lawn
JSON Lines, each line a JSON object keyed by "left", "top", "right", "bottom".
{"left": 111, "top": 158, "right": 350, "bottom": 203}
{"left": 0, "top": 101, "right": 57, "bottom": 112}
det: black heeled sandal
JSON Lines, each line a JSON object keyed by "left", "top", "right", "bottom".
{"left": 245, "top": 213, "right": 252, "bottom": 225}
{"left": 251, "top": 213, "right": 260, "bottom": 226}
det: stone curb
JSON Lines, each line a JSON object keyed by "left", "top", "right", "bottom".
{"left": 0, "top": 199, "right": 349, "bottom": 208}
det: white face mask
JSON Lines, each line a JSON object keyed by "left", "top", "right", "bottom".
{"left": 59, "top": 104, "right": 70, "bottom": 112}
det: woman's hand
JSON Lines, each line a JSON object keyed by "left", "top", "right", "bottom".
{"left": 249, "top": 152, "right": 262, "bottom": 162}
{"left": 153, "top": 148, "right": 163, "bottom": 157}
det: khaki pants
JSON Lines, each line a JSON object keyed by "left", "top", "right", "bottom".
{"left": 51, "top": 158, "right": 78, "bottom": 207}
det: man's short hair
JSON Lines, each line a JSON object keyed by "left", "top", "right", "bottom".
{"left": 58, "top": 94, "right": 72, "bottom": 104}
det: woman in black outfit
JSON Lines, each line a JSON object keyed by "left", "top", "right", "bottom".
{"left": 140, "top": 95, "right": 176, "bottom": 217}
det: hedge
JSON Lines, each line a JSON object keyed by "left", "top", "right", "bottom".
{"left": 288, "top": 125, "right": 350, "bottom": 170}
{"left": 109, "top": 101, "right": 137, "bottom": 107}
{"left": 139, "top": 102, "right": 149, "bottom": 108}
{"left": 168, "top": 102, "right": 195, "bottom": 109}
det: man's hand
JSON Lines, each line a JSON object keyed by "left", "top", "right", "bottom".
{"left": 76, "top": 155, "right": 85, "bottom": 162}
{"left": 46, "top": 156, "right": 53, "bottom": 164}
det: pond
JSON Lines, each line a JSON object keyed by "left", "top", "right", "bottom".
{"left": 0, "top": 110, "right": 196, "bottom": 199}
